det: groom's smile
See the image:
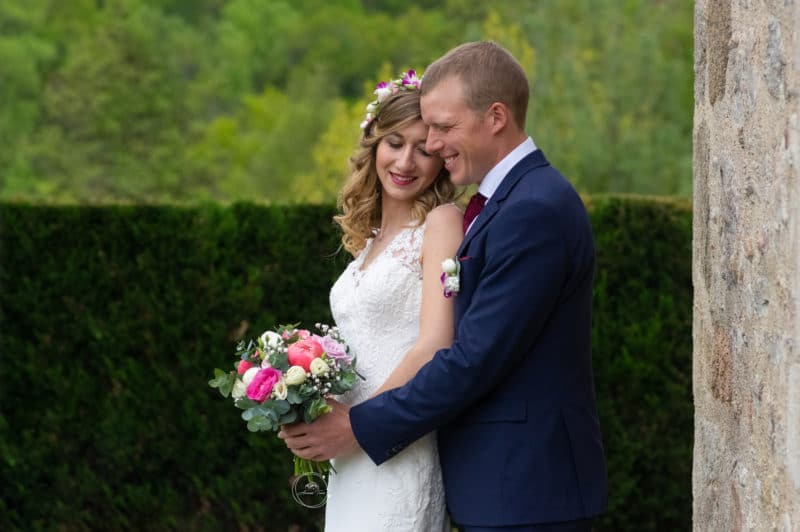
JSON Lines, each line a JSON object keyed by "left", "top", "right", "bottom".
{"left": 421, "top": 76, "right": 496, "bottom": 187}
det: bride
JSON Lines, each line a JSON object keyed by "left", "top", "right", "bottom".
{"left": 323, "top": 70, "right": 463, "bottom": 531}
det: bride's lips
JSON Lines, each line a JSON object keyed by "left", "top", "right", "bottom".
{"left": 389, "top": 172, "right": 418, "bottom": 186}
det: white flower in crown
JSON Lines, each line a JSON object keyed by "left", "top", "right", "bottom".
{"left": 359, "top": 113, "right": 375, "bottom": 130}
{"left": 360, "top": 70, "right": 422, "bottom": 130}
{"left": 373, "top": 81, "right": 393, "bottom": 103}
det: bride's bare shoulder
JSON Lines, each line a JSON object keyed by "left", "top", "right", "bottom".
{"left": 425, "top": 203, "right": 463, "bottom": 229}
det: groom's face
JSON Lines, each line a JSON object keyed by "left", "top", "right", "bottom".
{"left": 420, "top": 76, "right": 494, "bottom": 186}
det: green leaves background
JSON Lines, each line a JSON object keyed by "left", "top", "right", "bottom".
{"left": 0, "top": 0, "right": 692, "bottom": 203}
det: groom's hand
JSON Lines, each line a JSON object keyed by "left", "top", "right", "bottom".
{"left": 278, "top": 399, "right": 360, "bottom": 461}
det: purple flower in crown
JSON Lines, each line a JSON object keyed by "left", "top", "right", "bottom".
{"left": 360, "top": 70, "right": 423, "bottom": 130}
{"left": 401, "top": 69, "right": 421, "bottom": 89}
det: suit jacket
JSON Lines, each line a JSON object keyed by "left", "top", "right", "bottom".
{"left": 349, "top": 150, "right": 608, "bottom": 527}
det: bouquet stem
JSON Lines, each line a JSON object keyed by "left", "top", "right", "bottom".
{"left": 294, "top": 455, "right": 333, "bottom": 476}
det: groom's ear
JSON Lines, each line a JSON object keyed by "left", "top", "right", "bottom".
{"left": 486, "top": 102, "right": 510, "bottom": 135}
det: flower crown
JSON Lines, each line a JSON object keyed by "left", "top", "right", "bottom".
{"left": 359, "top": 69, "right": 422, "bottom": 130}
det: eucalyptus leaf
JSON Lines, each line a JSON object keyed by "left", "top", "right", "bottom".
{"left": 235, "top": 397, "right": 258, "bottom": 410}
{"left": 208, "top": 369, "right": 235, "bottom": 398}
{"left": 329, "top": 372, "right": 356, "bottom": 394}
{"left": 269, "top": 351, "right": 289, "bottom": 371}
{"left": 298, "top": 383, "right": 317, "bottom": 399}
{"left": 286, "top": 388, "right": 303, "bottom": 404}
{"left": 278, "top": 410, "right": 298, "bottom": 425}
{"left": 265, "top": 399, "right": 291, "bottom": 415}
{"left": 247, "top": 416, "right": 273, "bottom": 432}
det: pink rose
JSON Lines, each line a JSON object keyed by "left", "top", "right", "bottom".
{"left": 237, "top": 360, "right": 253, "bottom": 375}
{"left": 246, "top": 367, "right": 282, "bottom": 403}
{"left": 287, "top": 338, "right": 324, "bottom": 371}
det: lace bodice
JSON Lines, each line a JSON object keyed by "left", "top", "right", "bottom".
{"left": 324, "top": 222, "right": 448, "bottom": 532}
{"left": 329, "top": 224, "right": 425, "bottom": 405}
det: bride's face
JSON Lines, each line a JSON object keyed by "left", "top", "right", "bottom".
{"left": 374, "top": 119, "right": 444, "bottom": 204}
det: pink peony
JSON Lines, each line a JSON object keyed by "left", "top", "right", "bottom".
{"left": 246, "top": 367, "right": 282, "bottom": 403}
{"left": 287, "top": 338, "right": 324, "bottom": 371}
{"left": 237, "top": 360, "right": 253, "bottom": 375}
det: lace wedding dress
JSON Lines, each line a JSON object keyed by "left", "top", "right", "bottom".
{"left": 324, "top": 223, "right": 449, "bottom": 532}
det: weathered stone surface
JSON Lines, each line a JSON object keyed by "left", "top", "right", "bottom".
{"left": 694, "top": 1, "right": 800, "bottom": 530}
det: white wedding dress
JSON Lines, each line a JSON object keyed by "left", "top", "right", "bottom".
{"left": 325, "top": 223, "right": 449, "bottom": 532}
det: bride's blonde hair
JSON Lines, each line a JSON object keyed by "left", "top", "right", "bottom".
{"left": 334, "top": 90, "right": 457, "bottom": 257}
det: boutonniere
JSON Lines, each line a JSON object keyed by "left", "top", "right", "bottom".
{"left": 440, "top": 257, "right": 462, "bottom": 298}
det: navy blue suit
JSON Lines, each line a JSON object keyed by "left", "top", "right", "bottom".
{"left": 350, "top": 150, "right": 607, "bottom": 528}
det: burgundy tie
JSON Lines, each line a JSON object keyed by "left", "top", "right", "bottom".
{"left": 463, "top": 192, "right": 487, "bottom": 233}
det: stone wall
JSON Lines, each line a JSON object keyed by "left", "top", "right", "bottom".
{"left": 693, "top": 1, "right": 800, "bottom": 530}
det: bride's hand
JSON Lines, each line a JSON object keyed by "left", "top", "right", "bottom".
{"left": 278, "top": 399, "right": 359, "bottom": 461}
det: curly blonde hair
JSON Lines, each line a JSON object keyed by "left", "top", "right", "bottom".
{"left": 334, "top": 90, "right": 457, "bottom": 257}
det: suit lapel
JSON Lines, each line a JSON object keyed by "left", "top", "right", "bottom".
{"left": 456, "top": 149, "right": 549, "bottom": 257}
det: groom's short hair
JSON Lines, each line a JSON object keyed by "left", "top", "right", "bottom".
{"left": 421, "top": 41, "right": 529, "bottom": 128}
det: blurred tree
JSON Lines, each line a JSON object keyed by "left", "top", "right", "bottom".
{"left": 28, "top": 0, "right": 203, "bottom": 201}
{"left": 496, "top": 0, "right": 693, "bottom": 195}
{"left": 186, "top": 67, "right": 337, "bottom": 202}
{"left": 292, "top": 99, "right": 363, "bottom": 204}
{"left": 0, "top": 1, "right": 56, "bottom": 198}
{"left": 194, "top": 0, "right": 302, "bottom": 108}
{"left": 0, "top": 0, "right": 693, "bottom": 203}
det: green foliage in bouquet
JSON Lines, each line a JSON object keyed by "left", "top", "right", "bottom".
{"left": 0, "top": 198, "right": 692, "bottom": 531}
{"left": 208, "top": 322, "right": 361, "bottom": 476}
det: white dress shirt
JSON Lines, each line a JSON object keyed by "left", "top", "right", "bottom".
{"left": 466, "top": 136, "right": 537, "bottom": 234}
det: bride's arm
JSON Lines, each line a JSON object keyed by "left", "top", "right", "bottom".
{"left": 371, "top": 204, "right": 463, "bottom": 396}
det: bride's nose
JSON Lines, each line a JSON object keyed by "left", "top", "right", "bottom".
{"left": 396, "top": 146, "right": 416, "bottom": 172}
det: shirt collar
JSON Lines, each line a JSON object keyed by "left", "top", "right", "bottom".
{"left": 477, "top": 137, "right": 537, "bottom": 200}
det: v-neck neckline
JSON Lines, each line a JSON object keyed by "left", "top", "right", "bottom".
{"left": 357, "top": 226, "right": 414, "bottom": 273}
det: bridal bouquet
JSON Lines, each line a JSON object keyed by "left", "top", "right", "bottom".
{"left": 209, "top": 323, "right": 360, "bottom": 476}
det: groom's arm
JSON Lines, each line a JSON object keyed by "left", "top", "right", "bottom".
{"left": 280, "top": 193, "right": 588, "bottom": 464}
{"left": 352, "top": 196, "right": 585, "bottom": 465}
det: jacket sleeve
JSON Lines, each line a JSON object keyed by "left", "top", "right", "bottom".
{"left": 350, "top": 197, "right": 571, "bottom": 465}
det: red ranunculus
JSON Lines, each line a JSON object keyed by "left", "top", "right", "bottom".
{"left": 237, "top": 360, "right": 253, "bottom": 375}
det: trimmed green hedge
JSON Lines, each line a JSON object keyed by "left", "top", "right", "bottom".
{"left": 0, "top": 198, "right": 691, "bottom": 531}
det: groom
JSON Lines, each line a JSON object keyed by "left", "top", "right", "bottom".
{"left": 281, "top": 41, "right": 607, "bottom": 531}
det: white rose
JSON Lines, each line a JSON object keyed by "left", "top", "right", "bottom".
{"left": 260, "top": 331, "right": 283, "bottom": 348}
{"left": 309, "top": 357, "right": 330, "bottom": 377}
{"left": 231, "top": 379, "right": 247, "bottom": 399}
{"left": 374, "top": 86, "right": 392, "bottom": 103}
{"left": 441, "top": 258, "right": 457, "bottom": 274}
{"left": 242, "top": 366, "right": 261, "bottom": 387}
{"left": 445, "top": 276, "right": 460, "bottom": 293}
{"left": 285, "top": 365, "right": 307, "bottom": 386}
{"left": 272, "top": 378, "right": 288, "bottom": 400}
